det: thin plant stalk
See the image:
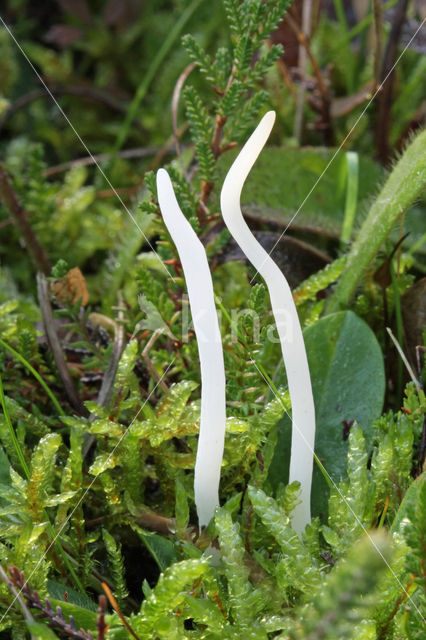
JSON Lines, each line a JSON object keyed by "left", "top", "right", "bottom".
{"left": 386, "top": 327, "right": 420, "bottom": 391}
{"left": 293, "top": 0, "right": 313, "bottom": 143}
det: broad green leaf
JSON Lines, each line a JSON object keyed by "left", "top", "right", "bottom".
{"left": 0, "top": 446, "right": 10, "bottom": 488}
{"left": 269, "top": 311, "right": 385, "bottom": 518}
{"left": 184, "top": 594, "right": 228, "bottom": 633}
{"left": 390, "top": 473, "right": 425, "bottom": 536}
{"left": 217, "top": 147, "right": 383, "bottom": 234}
{"left": 136, "top": 528, "right": 177, "bottom": 572}
{"left": 0, "top": 301, "right": 19, "bottom": 316}
{"left": 48, "top": 599, "right": 97, "bottom": 633}
{"left": 47, "top": 579, "right": 98, "bottom": 612}
{"left": 137, "top": 294, "right": 176, "bottom": 338}
{"left": 26, "top": 622, "right": 60, "bottom": 640}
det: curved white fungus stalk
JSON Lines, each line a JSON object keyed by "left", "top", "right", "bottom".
{"left": 220, "top": 111, "right": 316, "bottom": 534}
{"left": 156, "top": 169, "right": 226, "bottom": 528}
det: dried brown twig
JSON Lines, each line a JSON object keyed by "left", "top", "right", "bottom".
{"left": 101, "top": 582, "right": 140, "bottom": 640}
{"left": 376, "top": 0, "right": 410, "bottom": 163}
{"left": 0, "top": 165, "right": 51, "bottom": 275}
{"left": 285, "top": 10, "right": 334, "bottom": 144}
{"left": 0, "top": 84, "right": 144, "bottom": 135}
{"left": 5, "top": 566, "right": 108, "bottom": 640}
{"left": 0, "top": 565, "right": 34, "bottom": 625}
{"left": 82, "top": 298, "right": 127, "bottom": 457}
{"left": 37, "top": 272, "right": 88, "bottom": 415}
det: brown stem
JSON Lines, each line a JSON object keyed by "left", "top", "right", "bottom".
{"left": 142, "top": 328, "right": 169, "bottom": 393}
{"left": 96, "top": 595, "right": 108, "bottom": 640}
{"left": 0, "top": 565, "right": 35, "bottom": 626}
{"left": 197, "top": 181, "right": 213, "bottom": 225}
{"left": 102, "top": 582, "right": 141, "bottom": 640}
{"left": 0, "top": 85, "right": 144, "bottom": 134}
{"left": 285, "top": 11, "right": 334, "bottom": 144}
{"left": 0, "top": 165, "right": 51, "bottom": 275}
{"left": 376, "top": 0, "right": 410, "bottom": 163}
{"left": 82, "top": 300, "right": 127, "bottom": 457}
{"left": 7, "top": 566, "right": 95, "bottom": 640}
{"left": 85, "top": 510, "right": 175, "bottom": 536}
{"left": 275, "top": 56, "right": 298, "bottom": 102}
{"left": 196, "top": 113, "right": 229, "bottom": 224}
{"left": 372, "top": 0, "right": 383, "bottom": 93}
{"left": 37, "top": 272, "right": 88, "bottom": 415}
{"left": 396, "top": 102, "right": 426, "bottom": 153}
{"left": 44, "top": 146, "right": 163, "bottom": 177}
{"left": 211, "top": 114, "right": 227, "bottom": 159}
{"left": 377, "top": 575, "right": 415, "bottom": 639}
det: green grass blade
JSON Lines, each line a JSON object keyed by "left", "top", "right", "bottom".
{"left": 0, "top": 338, "right": 64, "bottom": 415}
{"left": 0, "top": 372, "right": 30, "bottom": 479}
{"left": 324, "top": 0, "right": 398, "bottom": 65}
{"left": 327, "top": 129, "right": 426, "bottom": 313}
{"left": 340, "top": 151, "right": 359, "bottom": 247}
{"left": 333, "top": 0, "right": 347, "bottom": 31}
{"left": 389, "top": 261, "right": 404, "bottom": 402}
{"left": 112, "top": 0, "right": 204, "bottom": 155}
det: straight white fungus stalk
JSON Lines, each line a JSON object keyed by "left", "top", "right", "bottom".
{"left": 156, "top": 169, "right": 226, "bottom": 528}
{"left": 220, "top": 111, "right": 316, "bottom": 534}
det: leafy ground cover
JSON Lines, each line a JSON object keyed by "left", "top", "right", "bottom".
{"left": 0, "top": 1, "right": 425, "bottom": 638}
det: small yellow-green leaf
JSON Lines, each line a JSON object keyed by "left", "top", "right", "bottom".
{"left": 43, "top": 491, "right": 77, "bottom": 507}
{"left": 226, "top": 417, "right": 249, "bottom": 433}
{"left": 89, "top": 418, "right": 123, "bottom": 438}
{"left": 89, "top": 452, "right": 120, "bottom": 476}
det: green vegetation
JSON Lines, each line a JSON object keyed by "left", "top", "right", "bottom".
{"left": 0, "top": 1, "right": 425, "bottom": 638}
